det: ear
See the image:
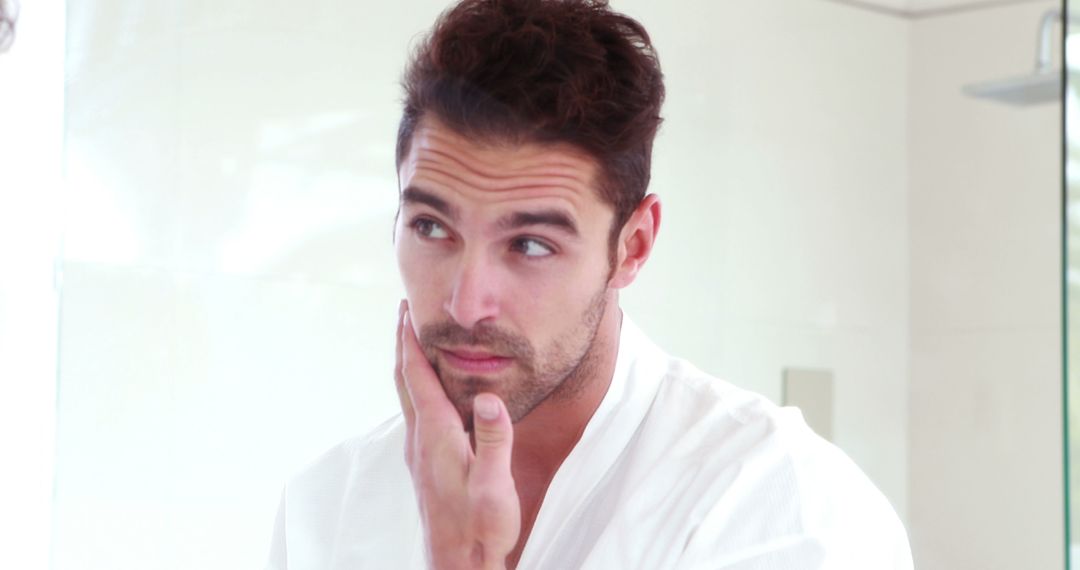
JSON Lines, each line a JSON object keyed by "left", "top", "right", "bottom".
{"left": 608, "top": 194, "right": 661, "bottom": 290}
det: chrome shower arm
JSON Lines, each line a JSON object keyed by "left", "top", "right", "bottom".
{"left": 1037, "top": 8, "right": 1061, "bottom": 72}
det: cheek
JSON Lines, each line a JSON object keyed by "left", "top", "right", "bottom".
{"left": 396, "top": 241, "right": 450, "bottom": 321}
{"left": 513, "top": 257, "right": 607, "bottom": 320}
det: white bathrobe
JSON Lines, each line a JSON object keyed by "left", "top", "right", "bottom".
{"left": 267, "top": 316, "right": 913, "bottom": 569}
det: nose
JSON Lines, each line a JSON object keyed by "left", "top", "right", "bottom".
{"left": 444, "top": 249, "right": 501, "bottom": 330}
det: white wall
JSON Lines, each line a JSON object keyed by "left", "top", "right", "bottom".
{"left": 54, "top": 2, "right": 438, "bottom": 567}
{"left": 908, "top": 2, "right": 1064, "bottom": 569}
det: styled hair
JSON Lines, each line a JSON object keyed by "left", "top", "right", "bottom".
{"left": 396, "top": 0, "right": 665, "bottom": 244}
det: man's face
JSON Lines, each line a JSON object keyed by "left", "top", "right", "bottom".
{"left": 395, "top": 118, "right": 617, "bottom": 427}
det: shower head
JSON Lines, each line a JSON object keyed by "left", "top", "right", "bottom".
{"left": 963, "top": 8, "right": 1062, "bottom": 107}
{"left": 963, "top": 69, "right": 1060, "bottom": 106}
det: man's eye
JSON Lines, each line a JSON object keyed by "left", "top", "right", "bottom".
{"left": 511, "top": 237, "right": 555, "bottom": 258}
{"left": 413, "top": 218, "right": 450, "bottom": 240}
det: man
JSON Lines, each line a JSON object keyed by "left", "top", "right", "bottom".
{"left": 268, "top": 0, "right": 913, "bottom": 568}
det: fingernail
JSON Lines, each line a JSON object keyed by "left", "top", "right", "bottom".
{"left": 474, "top": 394, "right": 500, "bottom": 421}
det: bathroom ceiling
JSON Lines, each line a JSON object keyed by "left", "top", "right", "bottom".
{"left": 838, "top": 0, "right": 1050, "bottom": 16}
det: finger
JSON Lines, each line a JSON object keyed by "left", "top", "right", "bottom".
{"left": 394, "top": 299, "right": 415, "bottom": 427}
{"left": 401, "top": 310, "right": 462, "bottom": 426}
{"left": 468, "top": 393, "right": 520, "bottom": 557}
{"left": 470, "top": 393, "right": 514, "bottom": 482}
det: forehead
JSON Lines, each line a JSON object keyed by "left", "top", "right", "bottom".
{"left": 398, "top": 118, "right": 605, "bottom": 212}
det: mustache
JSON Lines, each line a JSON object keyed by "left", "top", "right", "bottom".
{"left": 419, "top": 321, "right": 535, "bottom": 362}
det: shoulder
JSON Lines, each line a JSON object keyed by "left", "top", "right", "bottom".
{"left": 635, "top": 352, "right": 912, "bottom": 567}
{"left": 271, "top": 416, "right": 420, "bottom": 568}
{"left": 647, "top": 354, "right": 870, "bottom": 483}
{"left": 284, "top": 414, "right": 409, "bottom": 507}
{"left": 641, "top": 353, "right": 807, "bottom": 463}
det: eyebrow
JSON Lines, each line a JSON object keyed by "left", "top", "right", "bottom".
{"left": 498, "top": 210, "right": 579, "bottom": 236}
{"left": 401, "top": 186, "right": 459, "bottom": 220}
{"left": 401, "top": 185, "right": 579, "bottom": 236}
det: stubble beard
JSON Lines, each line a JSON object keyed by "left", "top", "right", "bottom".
{"left": 418, "top": 289, "right": 609, "bottom": 431}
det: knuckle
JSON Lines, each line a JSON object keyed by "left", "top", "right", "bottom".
{"left": 473, "top": 428, "right": 509, "bottom": 447}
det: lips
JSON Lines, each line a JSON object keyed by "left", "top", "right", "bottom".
{"left": 439, "top": 347, "right": 513, "bottom": 374}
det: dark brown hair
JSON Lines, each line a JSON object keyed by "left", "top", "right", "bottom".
{"left": 396, "top": 0, "right": 665, "bottom": 245}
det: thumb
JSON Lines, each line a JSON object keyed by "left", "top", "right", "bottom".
{"left": 471, "top": 393, "right": 513, "bottom": 470}
{"left": 468, "top": 393, "right": 521, "bottom": 560}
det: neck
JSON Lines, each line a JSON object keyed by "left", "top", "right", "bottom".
{"left": 509, "top": 298, "right": 623, "bottom": 480}
{"left": 501, "top": 299, "right": 623, "bottom": 570}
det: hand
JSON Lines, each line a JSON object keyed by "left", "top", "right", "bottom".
{"left": 395, "top": 301, "right": 522, "bottom": 570}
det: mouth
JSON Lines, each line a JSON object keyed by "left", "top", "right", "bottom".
{"left": 438, "top": 347, "right": 514, "bottom": 374}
